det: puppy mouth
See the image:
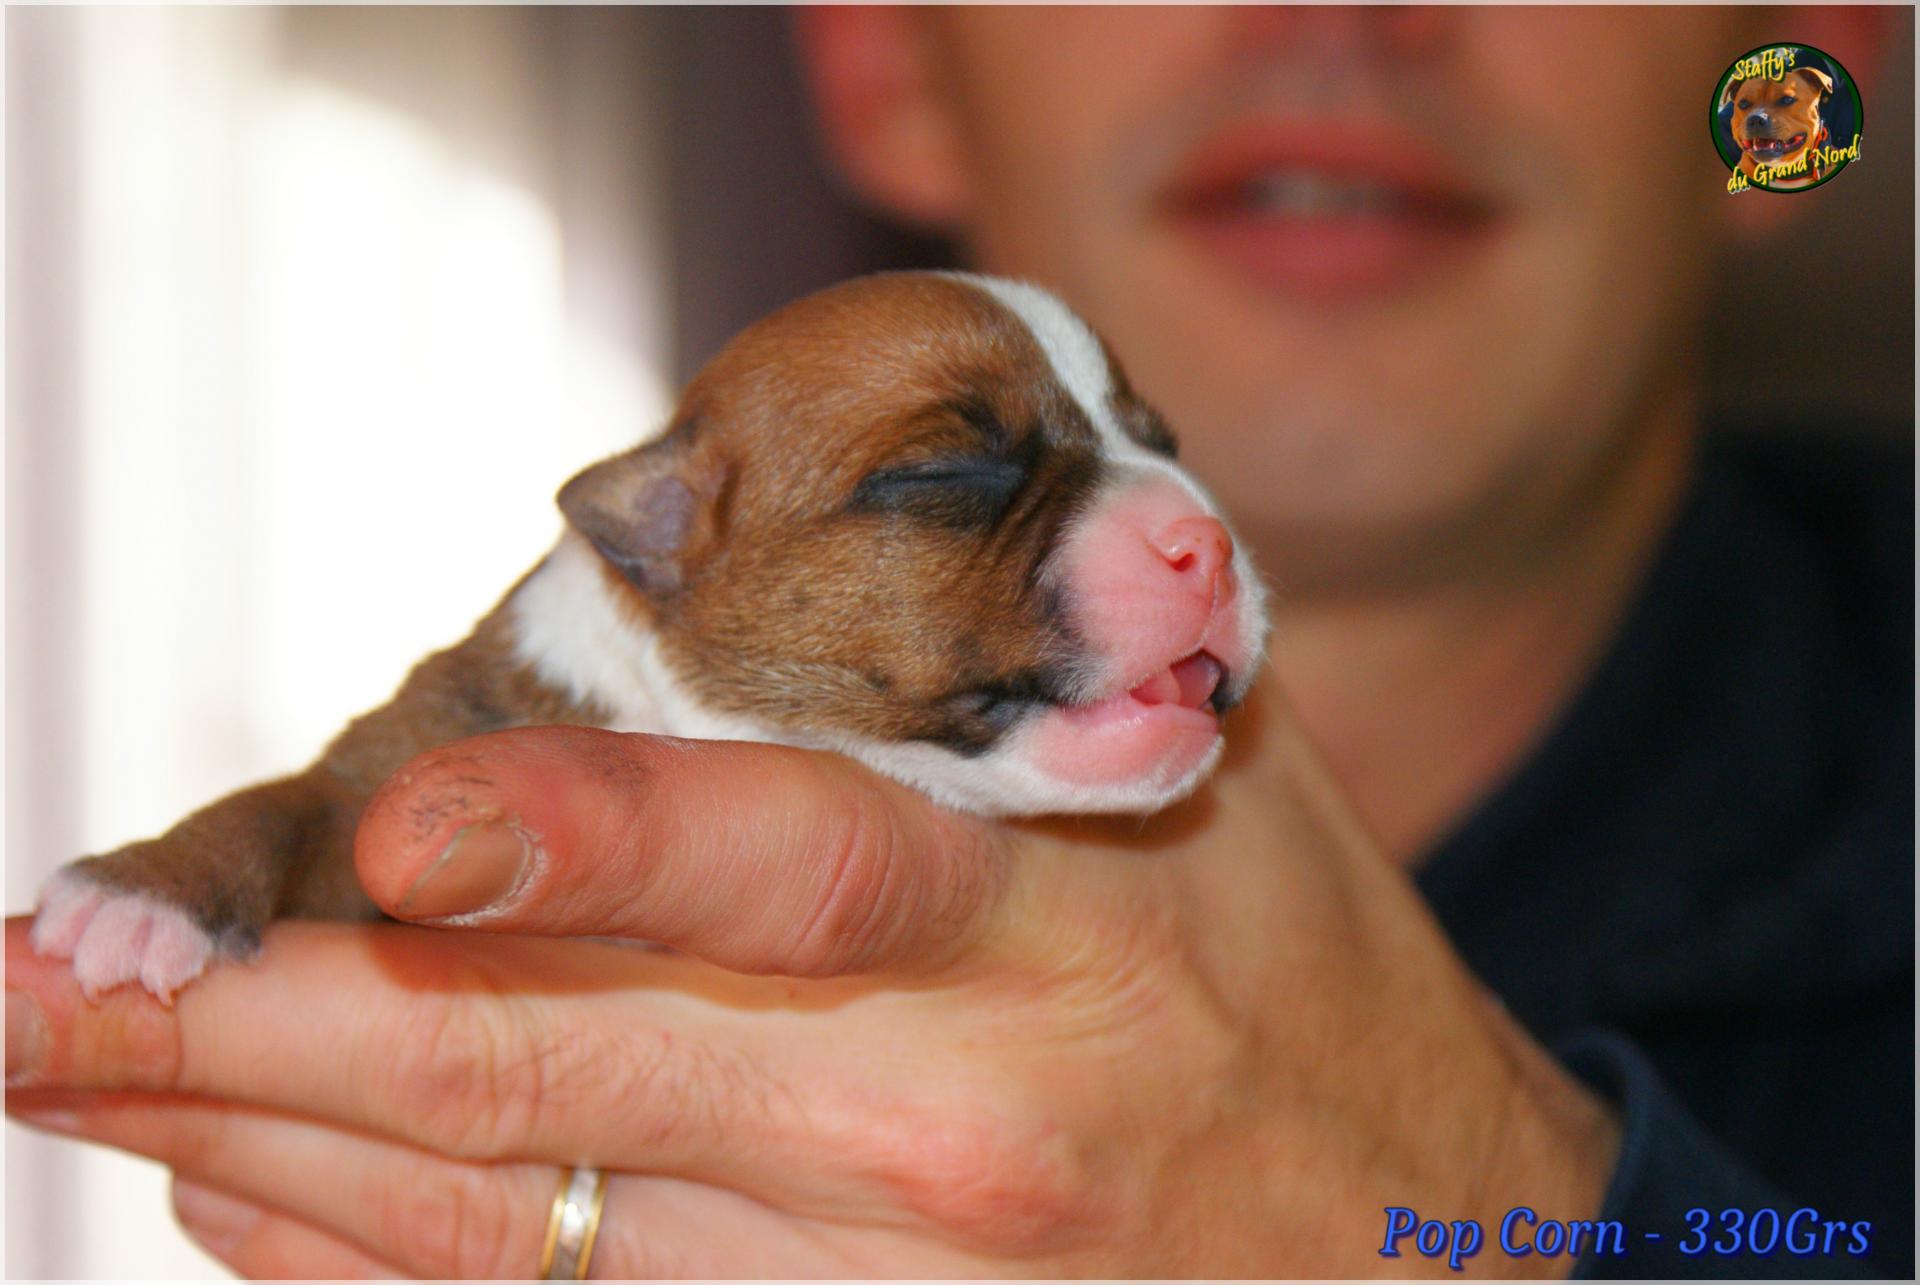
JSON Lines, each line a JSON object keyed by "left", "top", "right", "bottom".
{"left": 1127, "top": 651, "right": 1229, "bottom": 716}
{"left": 1048, "top": 649, "right": 1231, "bottom": 731}
{"left": 1020, "top": 648, "right": 1232, "bottom": 798}
{"left": 1743, "top": 133, "right": 1808, "bottom": 160}
{"left": 1035, "top": 646, "right": 1228, "bottom": 772}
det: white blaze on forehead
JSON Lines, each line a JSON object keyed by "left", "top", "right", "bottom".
{"left": 953, "top": 274, "right": 1112, "bottom": 428}
{"left": 942, "top": 272, "right": 1171, "bottom": 478}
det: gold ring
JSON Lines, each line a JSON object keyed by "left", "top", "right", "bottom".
{"left": 537, "top": 1166, "right": 608, "bottom": 1279}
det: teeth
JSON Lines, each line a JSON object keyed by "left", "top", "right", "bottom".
{"left": 1244, "top": 172, "right": 1399, "bottom": 218}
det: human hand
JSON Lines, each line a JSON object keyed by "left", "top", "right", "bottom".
{"left": 7, "top": 695, "right": 1618, "bottom": 1277}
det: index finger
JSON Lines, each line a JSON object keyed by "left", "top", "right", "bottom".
{"left": 5, "top": 916, "right": 917, "bottom": 1215}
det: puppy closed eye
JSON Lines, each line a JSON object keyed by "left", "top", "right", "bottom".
{"left": 946, "top": 685, "right": 1035, "bottom": 730}
{"left": 941, "top": 671, "right": 1059, "bottom": 734}
{"left": 850, "top": 456, "right": 1029, "bottom": 525}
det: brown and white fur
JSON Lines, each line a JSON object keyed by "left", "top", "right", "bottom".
{"left": 1725, "top": 66, "right": 1836, "bottom": 189}
{"left": 32, "top": 272, "right": 1271, "bottom": 1003}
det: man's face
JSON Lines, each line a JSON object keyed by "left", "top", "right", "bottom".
{"left": 882, "top": 9, "right": 1745, "bottom": 589}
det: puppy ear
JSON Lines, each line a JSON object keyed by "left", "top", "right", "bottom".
{"left": 1720, "top": 78, "right": 1742, "bottom": 109}
{"left": 557, "top": 417, "right": 729, "bottom": 600}
{"left": 1794, "top": 66, "right": 1835, "bottom": 102}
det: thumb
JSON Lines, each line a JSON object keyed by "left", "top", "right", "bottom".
{"left": 352, "top": 726, "right": 1010, "bottom": 977}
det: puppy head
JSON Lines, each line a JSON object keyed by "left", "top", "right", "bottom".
{"left": 556, "top": 272, "right": 1270, "bottom": 816}
{"left": 1725, "top": 66, "right": 1833, "bottom": 169}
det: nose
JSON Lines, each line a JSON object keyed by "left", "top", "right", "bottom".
{"left": 1151, "top": 517, "right": 1235, "bottom": 600}
{"left": 1055, "top": 481, "right": 1256, "bottom": 691}
{"left": 1747, "top": 110, "right": 1770, "bottom": 129}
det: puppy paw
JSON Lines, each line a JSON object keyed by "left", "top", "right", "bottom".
{"left": 30, "top": 867, "right": 220, "bottom": 1006}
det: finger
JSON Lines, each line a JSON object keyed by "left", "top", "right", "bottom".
{"left": 26, "top": 1093, "right": 847, "bottom": 1277}
{"left": 173, "top": 1180, "right": 406, "bottom": 1279}
{"left": 7, "top": 919, "right": 906, "bottom": 1216}
{"left": 354, "top": 726, "right": 1013, "bottom": 978}
{"left": 25, "top": 1093, "right": 554, "bottom": 1277}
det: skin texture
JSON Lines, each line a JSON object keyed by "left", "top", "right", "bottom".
{"left": 8, "top": 713, "right": 1617, "bottom": 1277}
{"left": 5, "top": 5, "right": 1887, "bottom": 1277}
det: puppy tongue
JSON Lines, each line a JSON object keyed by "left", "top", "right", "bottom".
{"left": 1129, "top": 654, "right": 1224, "bottom": 709}
{"left": 1130, "top": 669, "right": 1183, "bottom": 705}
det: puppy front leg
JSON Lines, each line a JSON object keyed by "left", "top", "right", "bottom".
{"left": 31, "top": 768, "right": 373, "bottom": 1002}
{"left": 30, "top": 590, "right": 602, "bottom": 1003}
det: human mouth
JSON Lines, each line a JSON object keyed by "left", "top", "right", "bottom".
{"left": 1162, "top": 121, "right": 1503, "bottom": 301}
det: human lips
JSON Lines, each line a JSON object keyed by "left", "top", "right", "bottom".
{"left": 1160, "top": 119, "right": 1504, "bottom": 300}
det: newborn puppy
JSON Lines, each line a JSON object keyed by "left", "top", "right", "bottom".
{"left": 32, "top": 272, "right": 1270, "bottom": 1002}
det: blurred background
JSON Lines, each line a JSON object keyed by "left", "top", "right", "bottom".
{"left": 5, "top": 7, "right": 1912, "bottom": 1276}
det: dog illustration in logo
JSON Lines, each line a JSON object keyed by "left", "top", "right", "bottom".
{"left": 1724, "top": 65, "right": 1836, "bottom": 189}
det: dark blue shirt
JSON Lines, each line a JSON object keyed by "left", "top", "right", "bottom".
{"left": 1418, "top": 427, "right": 1915, "bottom": 1278}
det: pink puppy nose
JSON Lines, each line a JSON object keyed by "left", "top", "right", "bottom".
{"left": 1151, "top": 516, "right": 1235, "bottom": 599}
{"left": 1054, "top": 483, "right": 1248, "bottom": 692}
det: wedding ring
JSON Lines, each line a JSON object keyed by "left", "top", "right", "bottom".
{"left": 538, "top": 1165, "right": 608, "bottom": 1279}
